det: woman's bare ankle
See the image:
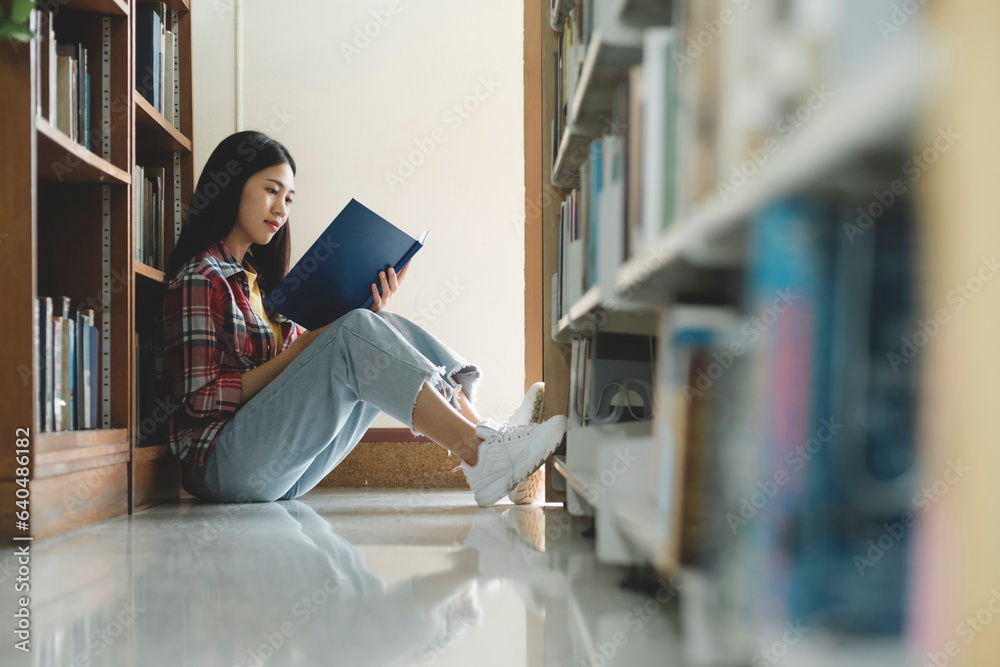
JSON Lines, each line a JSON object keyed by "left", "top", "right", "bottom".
{"left": 458, "top": 432, "right": 486, "bottom": 467}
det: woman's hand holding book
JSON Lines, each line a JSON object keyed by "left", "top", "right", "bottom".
{"left": 367, "top": 259, "right": 412, "bottom": 313}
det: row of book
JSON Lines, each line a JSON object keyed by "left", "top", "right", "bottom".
{"left": 556, "top": 131, "right": 629, "bottom": 320}
{"left": 34, "top": 297, "right": 100, "bottom": 433}
{"left": 32, "top": 10, "right": 97, "bottom": 150}
{"left": 137, "top": 2, "right": 182, "bottom": 128}
{"left": 655, "top": 195, "right": 917, "bottom": 662}
{"left": 551, "top": 0, "right": 917, "bottom": 318}
{"left": 135, "top": 164, "right": 168, "bottom": 270}
{"left": 553, "top": 0, "right": 641, "bottom": 144}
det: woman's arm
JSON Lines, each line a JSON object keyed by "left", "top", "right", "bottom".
{"left": 238, "top": 324, "right": 328, "bottom": 405}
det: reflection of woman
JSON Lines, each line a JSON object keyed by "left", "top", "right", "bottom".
{"left": 162, "top": 131, "right": 566, "bottom": 506}
{"left": 143, "top": 500, "right": 485, "bottom": 667}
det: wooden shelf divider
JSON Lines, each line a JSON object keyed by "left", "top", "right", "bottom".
{"left": 134, "top": 259, "right": 167, "bottom": 283}
{"left": 64, "top": 0, "right": 130, "bottom": 16}
{"left": 36, "top": 428, "right": 130, "bottom": 454}
{"left": 135, "top": 91, "right": 192, "bottom": 153}
{"left": 37, "top": 118, "right": 130, "bottom": 184}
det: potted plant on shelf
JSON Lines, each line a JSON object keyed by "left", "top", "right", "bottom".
{"left": 0, "top": 0, "right": 37, "bottom": 43}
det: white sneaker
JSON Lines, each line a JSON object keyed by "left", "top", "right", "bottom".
{"left": 463, "top": 415, "right": 567, "bottom": 507}
{"left": 475, "top": 382, "right": 547, "bottom": 504}
{"left": 475, "top": 382, "right": 545, "bottom": 436}
{"left": 511, "top": 381, "right": 546, "bottom": 427}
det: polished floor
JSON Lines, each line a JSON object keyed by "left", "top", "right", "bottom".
{"left": 0, "top": 489, "right": 685, "bottom": 667}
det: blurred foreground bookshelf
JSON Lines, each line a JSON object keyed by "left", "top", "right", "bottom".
{"left": 531, "top": 0, "right": 999, "bottom": 665}
{"left": 0, "top": 0, "right": 192, "bottom": 541}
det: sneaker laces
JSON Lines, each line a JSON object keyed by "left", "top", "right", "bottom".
{"left": 455, "top": 423, "right": 538, "bottom": 473}
{"left": 489, "top": 423, "right": 535, "bottom": 443}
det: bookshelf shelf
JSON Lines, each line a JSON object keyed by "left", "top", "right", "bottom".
{"left": 552, "top": 123, "right": 601, "bottom": 187}
{"left": 65, "top": 0, "right": 129, "bottom": 15}
{"left": 161, "top": 0, "right": 190, "bottom": 11}
{"left": 553, "top": 284, "right": 656, "bottom": 342}
{"left": 552, "top": 455, "right": 599, "bottom": 505}
{"left": 611, "top": 499, "right": 673, "bottom": 575}
{"left": 35, "top": 450, "right": 131, "bottom": 480}
{"left": 36, "top": 118, "right": 130, "bottom": 184}
{"left": 568, "top": 31, "right": 641, "bottom": 128}
{"left": 134, "top": 259, "right": 166, "bottom": 283}
{"left": 35, "top": 440, "right": 130, "bottom": 479}
{"left": 135, "top": 91, "right": 192, "bottom": 152}
{"left": 614, "top": 29, "right": 929, "bottom": 303}
{"left": 550, "top": 0, "right": 575, "bottom": 31}
{"left": 36, "top": 428, "right": 130, "bottom": 454}
{"left": 617, "top": 0, "right": 672, "bottom": 27}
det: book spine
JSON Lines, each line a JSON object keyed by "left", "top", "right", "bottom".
{"left": 79, "top": 312, "right": 91, "bottom": 429}
{"left": 56, "top": 53, "right": 71, "bottom": 135}
{"left": 156, "top": 11, "right": 164, "bottom": 113}
{"left": 89, "top": 315, "right": 99, "bottom": 430}
{"left": 42, "top": 297, "right": 54, "bottom": 432}
{"left": 70, "top": 53, "right": 78, "bottom": 141}
{"left": 52, "top": 317, "right": 63, "bottom": 432}
{"left": 75, "top": 310, "right": 84, "bottom": 429}
{"left": 67, "top": 318, "right": 76, "bottom": 430}
{"left": 33, "top": 298, "right": 42, "bottom": 432}
{"left": 85, "top": 71, "right": 91, "bottom": 151}
{"left": 136, "top": 9, "right": 156, "bottom": 106}
{"left": 134, "top": 332, "right": 140, "bottom": 445}
{"left": 76, "top": 45, "right": 85, "bottom": 146}
{"left": 46, "top": 13, "right": 56, "bottom": 125}
{"left": 559, "top": 200, "right": 567, "bottom": 319}
{"left": 135, "top": 164, "right": 142, "bottom": 262}
{"left": 32, "top": 10, "right": 41, "bottom": 119}
{"left": 158, "top": 173, "right": 165, "bottom": 269}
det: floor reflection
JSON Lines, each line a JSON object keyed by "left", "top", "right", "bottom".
{"left": 0, "top": 490, "right": 681, "bottom": 667}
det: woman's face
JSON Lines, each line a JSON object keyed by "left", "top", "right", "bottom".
{"left": 234, "top": 162, "right": 295, "bottom": 247}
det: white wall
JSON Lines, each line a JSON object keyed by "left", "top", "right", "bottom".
{"left": 192, "top": 0, "right": 525, "bottom": 429}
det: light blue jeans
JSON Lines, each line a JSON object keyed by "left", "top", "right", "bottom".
{"left": 181, "top": 308, "right": 482, "bottom": 503}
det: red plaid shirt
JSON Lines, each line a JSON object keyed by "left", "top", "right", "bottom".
{"left": 163, "top": 241, "right": 303, "bottom": 467}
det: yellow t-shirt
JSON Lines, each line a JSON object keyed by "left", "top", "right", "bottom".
{"left": 242, "top": 259, "right": 285, "bottom": 346}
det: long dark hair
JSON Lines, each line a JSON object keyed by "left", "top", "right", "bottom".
{"left": 166, "top": 131, "right": 296, "bottom": 319}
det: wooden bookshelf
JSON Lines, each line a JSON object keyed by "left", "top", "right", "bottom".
{"left": 0, "top": 0, "right": 191, "bottom": 542}
{"left": 526, "top": 0, "right": 990, "bottom": 663}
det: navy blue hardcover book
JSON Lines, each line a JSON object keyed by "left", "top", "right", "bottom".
{"left": 264, "top": 198, "right": 428, "bottom": 331}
